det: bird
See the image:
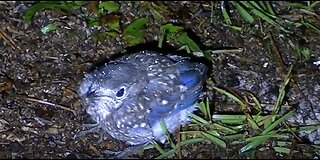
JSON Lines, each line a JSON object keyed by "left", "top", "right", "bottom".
{"left": 77, "top": 50, "right": 207, "bottom": 157}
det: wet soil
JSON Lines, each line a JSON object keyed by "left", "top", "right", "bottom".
{"left": 0, "top": 1, "right": 319, "bottom": 159}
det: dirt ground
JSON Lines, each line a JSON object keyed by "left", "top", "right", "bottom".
{"left": 0, "top": 1, "right": 319, "bottom": 159}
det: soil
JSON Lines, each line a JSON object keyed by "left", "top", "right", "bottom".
{"left": 0, "top": 1, "right": 319, "bottom": 159}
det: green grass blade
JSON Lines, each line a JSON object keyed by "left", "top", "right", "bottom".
{"left": 248, "top": 1, "right": 277, "bottom": 18}
{"left": 240, "top": 1, "right": 291, "bottom": 33}
{"left": 301, "top": 19, "right": 320, "bottom": 33}
{"left": 190, "top": 113, "right": 210, "bottom": 125}
{"left": 241, "top": 110, "right": 294, "bottom": 153}
{"left": 202, "top": 131, "right": 227, "bottom": 148}
{"left": 310, "top": 1, "right": 320, "bottom": 8}
{"left": 24, "top": 1, "right": 72, "bottom": 22}
{"left": 241, "top": 132, "right": 286, "bottom": 153}
{"left": 160, "top": 120, "right": 176, "bottom": 149}
{"left": 222, "top": 133, "right": 246, "bottom": 141}
{"left": 312, "top": 144, "right": 320, "bottom": 149}
{"left": 197, "top": 101, "right": 208, "bottom": 118}
{"left": 211, "top": 123, "right": 238, "bottom": 134}
{"left": 272, "top": 66, "right": 292, "bottom": 114}
{"left": 151, "top": 141, "right": 166, "bottom": 155}
{"left": 230, "top": 1, "right": 254, "bottom": 23}
{"left": 265, "top": 1, "right": 275, "bottom": 15}
{"left": 240, "top": 137, "right": 267, "bottom": 153}
{"left": 258, "top": 1, "right": 268, "bottom": 11}
{"left": 245, "top": 133, "right": 288, "bottom": 142}
{"left": 262, "top": 110, "right": 295, "bottom": 134}
{"left": 248, "top": 1, "right": 264, "bottom": 12}
{"left": 212, "top": 114, "right": 247, "bottom": 121}
{"left": 274, "top": 146, "right": 291, "bottom": 154}
{"left": 223, "top": 24, "right": 243, "bottom": 31}
{"left": 213, "top": 86, "right": 245, "bottom": 107}
{"left": 205, "top": 97, "right": 212, "bottom": 123}
{"left": 244, "top": 91, "right": 262, "bottom": 113}
{"left": 155, "top": 148, "right": 175, "bottom": 159}
{"left": 279, "top": 124, "right": 320, "bottom": 132}
{"left": 247, "top": 115, "right": 260, "bottom": 130}
{"left": 180, "top": 130, "right": 204, "bottom": 136}
{"left": 154, "top": 138, "right": 206, "bottom": 159}
{"left": 220, "top": 1, "right": 232, "bottom": 25}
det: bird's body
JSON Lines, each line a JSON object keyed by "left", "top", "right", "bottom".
{"left": 78, "top": 50, "right": 207, "bottom": 152}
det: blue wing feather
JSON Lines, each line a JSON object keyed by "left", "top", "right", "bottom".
{"left": 179, "top": 70, "right": 202, "bottom": 89}
{"left": 168, "top": 70, "right": 203, "bottom": 116}
{"left": 148, "top": 62, "right": 206, "bottom": 126}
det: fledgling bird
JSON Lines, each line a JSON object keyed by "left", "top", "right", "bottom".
{"left": 77, "top": 50, "right": 207, "bottom": 157}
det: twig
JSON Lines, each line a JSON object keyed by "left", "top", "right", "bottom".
{"left": 22, "top": 96, "right": 77, "bottom": 116}
{"left": 0, "top": 27, "right": 21, "bottom": 51}
{"left": 89, "top": 144, "right": 103, "bottom": 157}
{"left": 210, "top": 48, "right": 244, "bottom": 55}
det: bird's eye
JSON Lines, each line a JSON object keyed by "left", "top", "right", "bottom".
{"left": 116, "top": 87, "right": 125, "bottom": 98}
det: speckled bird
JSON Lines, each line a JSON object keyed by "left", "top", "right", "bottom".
{"left": 77, "top": 50, "right": 207, "bottom": 156}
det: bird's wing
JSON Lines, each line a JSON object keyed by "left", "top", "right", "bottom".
{"left": 146, "top": 61, "right": 207, "bottom": 126}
